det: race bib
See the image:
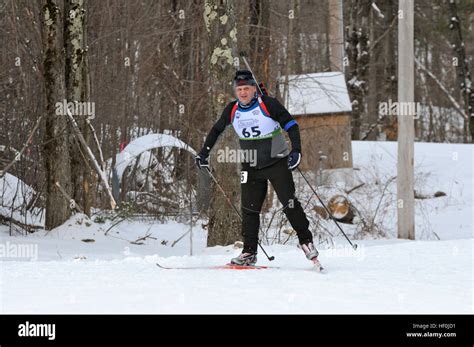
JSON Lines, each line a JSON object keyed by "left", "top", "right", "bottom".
{"left": 241, "top": 171, "right": 248, "bottom": 184}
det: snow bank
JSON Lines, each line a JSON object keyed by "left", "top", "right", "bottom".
{"left": 0, "top": 173, "right": 43, "bottom": 226}
{"left": 114, "top": 133, "right": 197, "bottom": 182}
{"left": 282, "top": 72, "right": 352, "bottom": 115}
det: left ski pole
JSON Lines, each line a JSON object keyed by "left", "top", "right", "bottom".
{"left": 205, "top": 167, "right": 275, "bottom": 261}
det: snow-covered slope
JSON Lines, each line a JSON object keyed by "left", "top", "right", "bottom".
{"left": 350, "top": 141, "right": 473, "bottom": 240}
{"left": 1, "top": 234, "right": 471, "bottom": 313}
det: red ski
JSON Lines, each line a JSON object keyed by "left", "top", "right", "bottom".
{"left": 156, "top": 262, "right": 277, "bottom": 270}
{"left": 156, "top": 262, "right": 326, "bottom": 272}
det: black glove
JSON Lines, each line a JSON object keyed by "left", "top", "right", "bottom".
{"left": 195, "top": 153, "right": 209, "bottom": 170}
{"left": 287, "top": 150, "right": 301, "bottom": 171}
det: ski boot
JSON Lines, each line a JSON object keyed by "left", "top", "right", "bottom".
{"left": 230, "top": 252, "right": 257, "bottom": 266}
{"left": 300, "top": 241, "right": 324, "bottom": 272}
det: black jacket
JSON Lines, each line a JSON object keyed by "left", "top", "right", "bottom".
{"left": 200, "top": 95, "right": 301, "bottom": 169}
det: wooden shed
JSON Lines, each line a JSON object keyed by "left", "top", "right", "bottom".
{"left": 282, "top": 72, "right": 353, "bottom": 173}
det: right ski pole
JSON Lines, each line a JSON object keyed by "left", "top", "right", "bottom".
{"left": 205, "top": 167, "right": 275, "bottom": 261}
{"left": 297, "top": 168, "right": 358, "bottom": 250}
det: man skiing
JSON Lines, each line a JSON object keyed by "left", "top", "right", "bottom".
{"left": 195, "top": 70, "right": 319, "bottom": 267}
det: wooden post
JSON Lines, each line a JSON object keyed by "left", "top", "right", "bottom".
{"left": 397, "top": 0, "right": 415, "bottom": 240}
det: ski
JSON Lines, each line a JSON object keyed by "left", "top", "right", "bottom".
{"left": 156, "top": 262, "right": 276, "bottom": 270}
{"left": 156, "top": 262, "right": 326, "bottom": 272}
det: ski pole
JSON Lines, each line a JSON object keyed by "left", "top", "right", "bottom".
{"left": 205, "top": 167, "right": 275, "bottom": 261}
{"left": 297, "top": 167, "right": 358, "bottom": 250}
{"left": 239, "top": 51, "right": 264, "bottom": 96}
{"left": 239, "top": 54, "right": 356, "bottom": 250}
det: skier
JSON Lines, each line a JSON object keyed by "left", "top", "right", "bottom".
{"left": 195, "top": 70, "right": 319, "bottom": 267}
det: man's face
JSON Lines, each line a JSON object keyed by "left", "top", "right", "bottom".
{"left": 235, "top": 85, "right": 257, "bottom": 105}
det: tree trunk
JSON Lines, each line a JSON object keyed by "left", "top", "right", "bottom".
{"left": 282, "top": 0, "right": 296, "bottom": 106}
{"left": 358, "top": 0, "right": 371, "bottom": 139}
{"left": 292, "top": 0, "right": 303, "bottom": 74}
{"left": 249, "top": 0, "right": 270, "bottom": 81}
{"left": 248, "top": 0, "right": 273, "bottom": 212}
{"left": 447, "top": 0, "right": 473, "bottom": 142}
{"left": 345, "top": 0, "right": 370, "bottom": 140}
{"left": 204, "top": 0, "right": 241, "bottom": 247}
{"left": 42, "top": 0, "right": 72, "bottom": 229}
{"left": 382, "top": 0, "right": 397, "bottom": 140}
{"left": 82, "top": 1, "right": 92, "bottom": 215}
{"left": 65, "top": 0, "right": 90, "bottom": 215}
{"left": 366, "top": 4, "right": 384, "bottom": 140}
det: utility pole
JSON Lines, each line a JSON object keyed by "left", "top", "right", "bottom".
{"left": 397, "top": 0, "right": 415, "bottom": 240}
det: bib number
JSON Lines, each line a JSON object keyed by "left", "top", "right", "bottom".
{"left": 242, "top": 126, "right": 261, "bottom": 138}
{"left": 241, "top": 171, "right": 248, "bottom": 184}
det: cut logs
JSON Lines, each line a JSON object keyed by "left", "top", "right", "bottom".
{"left": 313, "top": 194, "right": 355, "bottom": 224}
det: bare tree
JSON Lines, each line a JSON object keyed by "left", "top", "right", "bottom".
{"left": 345, "top": 0, "right": 371, "bottom": 140}
{"left": 65, "top": 0, "right": 92, "bottom": 215}
{"left": 248, "top": 0, "right": 271, "bottom": 81}
{"left": 41, "top": 0, "right": 72, "bottom": 229}
{"left": 447, "top": 0, "right": 473, "bottom": 142}
{"left": 2, "top": 0, "right": 472, "bottom": 233}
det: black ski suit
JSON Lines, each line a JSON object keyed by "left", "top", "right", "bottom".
{"left": 200, "top": 94, "right": 312, "bottom": 253}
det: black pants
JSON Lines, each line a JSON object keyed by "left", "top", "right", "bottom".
{"left": 240, "top": 158, "right": 312, "bottom": 253}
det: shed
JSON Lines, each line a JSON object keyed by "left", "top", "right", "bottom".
{"left": 281, "top": 72, "right": 353, "bottom": 173}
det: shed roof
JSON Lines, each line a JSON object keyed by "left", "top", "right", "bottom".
{"left": 281, "top": 72, "right": 352, "bottom": 116}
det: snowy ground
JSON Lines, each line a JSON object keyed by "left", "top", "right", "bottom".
{"left": 0, "top": 141, "right": 472, "bottom": 313}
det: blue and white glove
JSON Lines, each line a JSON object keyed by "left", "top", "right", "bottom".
{"left": 287, "top": 150, "right": 301, "bottom": 171}
{"left": 195, "top": 153, "right": 209, "bottom": 170}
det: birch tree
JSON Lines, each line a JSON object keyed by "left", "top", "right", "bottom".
{"left": 65, "top": 0, "right": 91, "bottom": 215}
{"left": 204, "top": 0, "right": 241, "bottom": 247}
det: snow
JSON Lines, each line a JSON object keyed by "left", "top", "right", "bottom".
{"left": 0, "top": 172, "right": 43, "bottom": 226}
{"left": 0, "top": 141, "right": 472, "bottom": 313}
{"left": 114, "top": 133, "right": 197, "bottom": 182}
{"left": 371, "top": 2, "right": 385, "bottom": 19}
{"left": 0, "top": 173, "right": 35, "bottom": 210}
{"left": 282, "top": 72, "right": 352, "bottom": 116}
{"left": 0, "top": 230, "right": 471, "bottom": 313}
{"left": 347, "top": 141, "right": 473, "bottom": 240}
